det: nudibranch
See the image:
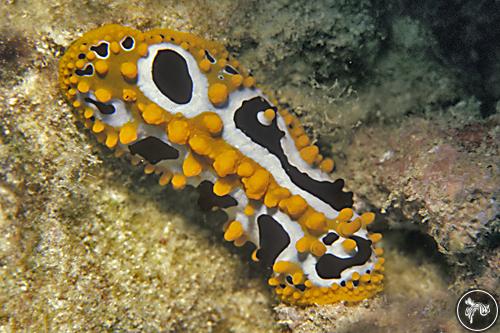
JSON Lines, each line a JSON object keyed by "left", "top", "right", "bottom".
{"left": 59, "top": 24, "right": 384, "bottom": 305}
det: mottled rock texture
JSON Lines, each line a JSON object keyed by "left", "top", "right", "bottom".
{"left": 0, "top": 0, "right": 498, "bottom": 332}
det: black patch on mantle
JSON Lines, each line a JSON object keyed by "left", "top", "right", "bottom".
{"left": 196, "top": 180, "right": 238, "bottom": 211}
{"left": 129, "top": 136, "right": 179, "bottom": 164}
{"left": 233, "top": 96, "right": 353, "bottom": 210}
{"left": 315, "top": 236, "right": 372, "bottom": 279}
{"left": 84, "top": 97, "right": 115, "bottom": 115}
{"left": 256, "top": 214, "right": 290, "bottom": 269}
{"left": 322, "top": 232, "right": 340, "bottom": 246}
{"left": 75, "top": 64, "right": 94, "bottom": 76}
{"left": 121, "top": 36, "right": 134, "bottom": 50}
{"left": 152, "top": 49, "right": 193, "bottom": 104}
{"left": 90, "top": 42, "right": 109, "bottom": 58}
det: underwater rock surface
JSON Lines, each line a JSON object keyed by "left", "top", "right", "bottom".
{"left": 0, "top": 0, "right": 497, "bottom": 332}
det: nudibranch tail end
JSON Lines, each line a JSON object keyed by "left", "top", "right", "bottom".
{"left": 59, "top": 24, "right": 384, "bottom": 306}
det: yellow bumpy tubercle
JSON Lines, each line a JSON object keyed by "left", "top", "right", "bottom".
{"left": 143, "top": 103, "right": 166, "bottom": 125}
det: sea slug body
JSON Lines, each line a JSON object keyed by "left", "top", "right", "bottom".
{"left": 59, "top": 24, "right": 384, "bottom": 305}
